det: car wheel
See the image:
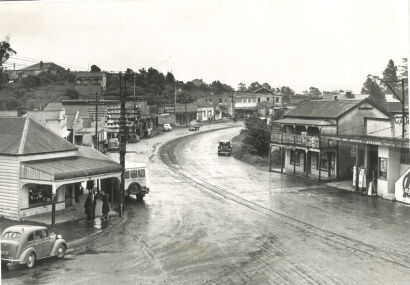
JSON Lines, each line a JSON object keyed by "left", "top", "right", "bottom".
{"left": 26, "top": 252, "right": 36, "bottom": 269}
{"left": 57, "top": 245, "right": 66, "bottom": 258}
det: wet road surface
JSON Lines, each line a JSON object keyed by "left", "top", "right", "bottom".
{"left": 3, "top": 125, "right": 410, "bottom": 284}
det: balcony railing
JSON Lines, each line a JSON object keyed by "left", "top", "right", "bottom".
{"left": 271, "top": 131, "right": 320, "bottom": 148}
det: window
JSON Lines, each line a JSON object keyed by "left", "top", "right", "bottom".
{"left": 267, "top": 98, "right": 270, "bottom": 102}
{"left": 29, "top": 185, "right": 52, "bottom": 208}
{"left": 34, "top": 230, "right": 43, "bottom": 240}
{"left": 378, "top": 157, "right": 388, "bottom": 180}
{"left": 42, "top": 229, "right": 49, "bottom": 238}
{"left": 124, "top": 171, "right": 130, "bottom": 179}
{"left": 320, "top": 152, "right": 328, "bottom": 170}
{"left": 130, "top": 170, "right": 138, "bottom": 178}
{"left": 28, "top": 232, "right": 34, "bottom": 241}
{"left": 400, "top": 148, "right": 410, "bottom": 164}
{"left": 258, "top": 98, "right": 261, "bottom": 102}
{"left": 275, "top": 97, "right": 279, "bottom": 103}
{"left": 2, "top": 232, "right": 21, "bottom": 240}
{"left": 219, "top": 98, "right": 222, "bottom": 103}
{"left": 138, "top": 169, "right": 145, "bottom": 178}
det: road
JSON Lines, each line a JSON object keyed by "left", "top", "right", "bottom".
{"left": 3, "top": 124, "right": 410, "bottom": 284}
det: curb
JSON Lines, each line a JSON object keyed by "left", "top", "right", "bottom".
{"left": 66, "top": 212, "right": 129, "bottom": 254}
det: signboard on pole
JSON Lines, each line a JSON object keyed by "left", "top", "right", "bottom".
{"left": 164, "top": 105, "right": 175, "bottom": 114}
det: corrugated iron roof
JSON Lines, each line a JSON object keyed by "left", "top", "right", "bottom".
{"left": 284, "top": 100, "right": 363, "bottom": 119}
{"left": 272, "top": 118, "right": 335, "bottom": 126}
{"left": 0, "top": 116, "right": 77, "bottom": 155}
{"left": 22, "top": 156, "right": 121, "bottom": 181}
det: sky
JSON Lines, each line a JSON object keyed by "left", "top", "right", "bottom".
{"left": 0, "top": 0, "right": 408, "bottom": 93}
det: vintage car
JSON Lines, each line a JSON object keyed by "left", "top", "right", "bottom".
{"left": 218, "top": 140, "right": 232, "bottom": 156}
{"left": 124, "top": 161, "right": 150, "bottom": 200}
{"left": 189, "top": 121, "right": 200, "bottom": 131}
{"left": 108, "top": 138, "right": 120, "bottom": 151}
{"left": 163, "top": 123, "right": 172, "bottom": 132}
{"left": 1, "top": 225, "right": 67, "bottom": 269}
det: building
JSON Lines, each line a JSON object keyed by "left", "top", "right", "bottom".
{"left": 74, "top": 72, "right": 107, "bottom": 99}
{"left": 158, "top": 103, "right": 197, "bottom": 126}
{"left": 234, "top": 88, "right": 281, "bottom": 118}
{"left": 202, "top": 92, "right": 235, "bottom": 119}
{"left": 26, "top": 110, "right": 69, "bottom": 139}
{"left": 0, "top": 116, "right": 122, "bottom": 223}
{"left": 7, "top": 61, "right": 65, "bottom": 80}
{"left": 270, "top": 99, "right": 390, "bottom": 181}
{"left": 194, "top": 99, "right": 214, "bottom": 122}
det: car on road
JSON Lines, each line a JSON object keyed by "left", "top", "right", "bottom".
{"left": 124, "top": 162, "right": 150, "bottom": 200}
{"left": 189, "top": 121, "right": 200, "bottom": 131}
{"left": 218, "top": 140, "right": 232, "bottom": 156}
{"left": 128, "top": 133, "right": 140, "bottom": 143}
{"left": 163, "top": 124, "right": 172, "bottom": 132}
{"left": 108, "top": 138, "right": 120, "bottom": 151}
{"left": 1, "top": 225, "right": 67, "bottom": 269}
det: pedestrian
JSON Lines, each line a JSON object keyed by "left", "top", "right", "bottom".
{"left": 101, "top": 191, "right": 110, "bottom": 221}
{"left": 91, "top": 189, "right": 97, "bottom": 221}
{"left": 84, "top": 190, "right": 93, "bottom": 222}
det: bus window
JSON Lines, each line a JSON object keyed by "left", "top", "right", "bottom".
{"left": 124, "top": 171, "right": 130, "bottom": 179}
{"left": 138, "top": 169, "right": 145, "bottom": 177}
{"left": 130, "top": 170, "right": 138, "bottom": 178}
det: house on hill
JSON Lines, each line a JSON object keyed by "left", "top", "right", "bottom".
{"left": 7, "top": 61, "right": 65, "bottom": 80}
{"left": 75, "top": 72, "right": 107, "bottom": 99}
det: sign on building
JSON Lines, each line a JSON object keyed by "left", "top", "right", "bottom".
{"left": 164, "top": 105, "right": 175, "bottom": 114}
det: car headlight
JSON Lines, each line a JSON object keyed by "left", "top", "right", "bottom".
{"left": 57, "top": 234, "right": 62, "bottom": 239}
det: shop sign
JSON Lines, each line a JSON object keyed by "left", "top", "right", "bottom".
{"left": 325, "top": 136, "right": 407, "bottom": 148}
{"left": 164, "top": 105, "right": 175, "bottom": 114}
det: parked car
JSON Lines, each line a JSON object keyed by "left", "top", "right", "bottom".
{"left": 218, "top": 140, "right": 232, "bottom": 156}
{"left": 128, "top": 133, "right": 140, "bottom": 143}
{"left": 1, "top": 225, "right": 67, "bottom": 269}
{"left": 108, "top": 138, "right": 120, "bottom": 151}
{"left": 163, "top": 124, "right": 172, "bottom": 131}
{"left": 124, "top": 162, "right": 150, "bottom": 200}
{"left": 189, "top": 121, "right": 200, "bottom": 131}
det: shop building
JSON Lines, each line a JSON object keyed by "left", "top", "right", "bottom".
{"left": 0, "top": 116, "right": 122, "bottom": 224}
{"left": 269, "top": 99, "right": 390, "bottom": 181}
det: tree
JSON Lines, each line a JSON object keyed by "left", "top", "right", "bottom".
{"left": 262, "top": 83, "right": 271, "bottom": 91}
{"left": 399, "top": 58, "right": 408, "bottom": 81}
{"left": 210, "top": 80, "right": 233, "bottom": 93}
{"left": 0, "top": 40, "right": 16, "bottom": 65}
{"left": 308, "top": 87, "right": 321, "bottom": 97}
{"left": 237, "top": 83, "right": 247, "bottom": 92}
{"left": 382, "top": 59, "right": 398, "bottom": 93}
{"left": 0, "top": 41, "right": 16, "bottom": 87}
{"left": 90, "top": 65, "right": 101, "bottom": 72}
{"left": 166, "top": 72, "right": 175, "bottom": 83}
{"left": 247, "top": 82, "right": 262, "bottom": 92}
{"left": 361, "top": 75, "right": 385, "bottom": 105}
{"left": 280, "top": 86, "right": 295, "bottom": 104}
{"left": 242, "top": 114, "right": 270, "bottom": 156}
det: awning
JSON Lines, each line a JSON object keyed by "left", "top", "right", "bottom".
{"left": 272, "top": 118, "right": 335, "bottom": 126}
{"left": 21, "top": 156, "right": 122, "bottom": 181}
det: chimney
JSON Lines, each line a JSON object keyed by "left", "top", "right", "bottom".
{"left": 40, "top": 61, "right": 43, "bottom": 69}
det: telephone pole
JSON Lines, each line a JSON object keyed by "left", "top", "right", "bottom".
{"left": 94, "top": 93, "right": 99, "bottom": 150}
{"left": 119, "top": 73, "right": 126, "bottom": 216}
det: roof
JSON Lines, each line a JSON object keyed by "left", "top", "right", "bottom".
{"left": 75, "top": 72, "right": 105, "bottom": 79}
{"left": 26, "top": 110, "right": 61, "bottom": 122}
{"left": 77, "top": 146, "right": 115, "bottom": 162}
{"left": 21, "top": 156, "right": 121, "bottom": 181}
{"left": 3, "top": 225, "right": 46, "bottom": 234}
{"left": 257, "top": 101, "right": 274, "bottom": 108}
{"left": 20, "top": 62, "right": 64, "bottom": 71}
{"left": 284, "top": 99, "right": 371, "bottom": 119}
{"left": 66, "top": 114, "right": 76, "bottom": 129}
{"left": 385, "top": 102, "right": 408, "bottom": 114}
{"left": 125, "top": 161, "right": 147, "bottom": 169}
{"left": 253, "top": 87, "right": 272, "bottom": 94}
{"left": 194, "top": 99, "right": 213, "bottom": 108}
{"left": 272, "top": 118, "right": 335, "bottom": 126}
{"left": 0, "top": 116, "right": 77, "bottom": 155}
{"left": 44, "top": 102, "right": 64, "bottom": 111}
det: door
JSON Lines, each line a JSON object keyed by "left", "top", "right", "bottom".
{"left": 42, "top": 229, "right": 53, "bottom": 256}
{"left": 328, "top": 153, "right": 336, "bottom": 177}
{"left": 31, "top": 230, "right": 45, "bottom": 258}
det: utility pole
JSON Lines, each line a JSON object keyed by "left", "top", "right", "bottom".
{"left": 231, "top": 92, "right": 235, "bottom": 121}
{"left": 119, "top": 73, "right": 126, "bottom": 217}
{"left": 184, "top": 93, "right": 188, "bottom": 126}
{"left": 383, "top": 79, "right": 407, "bottom": 139}
{"left": 94, "top": 93, "right": 99, "bottom": 150}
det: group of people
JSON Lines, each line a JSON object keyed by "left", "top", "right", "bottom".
{"left": 84, "top": 187, "right": 110, "bottom": 222}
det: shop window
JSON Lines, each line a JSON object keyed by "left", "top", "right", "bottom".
{"left": 290, "top": 150, "right": 300, "bottom": 166}
{"left": 400, "top": 148, "right": 410, "bottom": 164}
{"left": 320, "top": 152, "right": 328, "bottom": 170}
{"left": 29, "top": 185, "right": 52, "bottom": 208}
{"left": 311, "top": 152, "right": 319, "bottom": 170}
{"left": 124, "top": 171, "right": 130, "bottom": 179}
{"left": 378, "top": 157, "right": 388, "bottom": 180}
